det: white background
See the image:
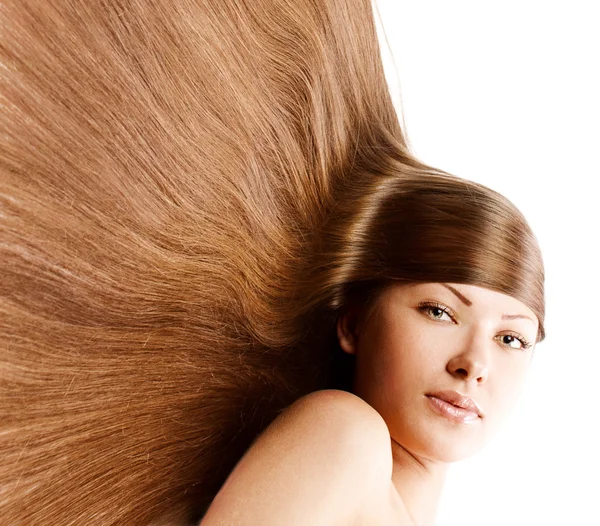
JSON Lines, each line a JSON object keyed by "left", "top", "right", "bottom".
{"left": 374, "top": 1, "right": 599, "bottom": 524}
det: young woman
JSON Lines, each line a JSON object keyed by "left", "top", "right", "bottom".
{"left": 0, "top": 0, "right": 543, "bottom": 524}
{"left": 201, "top": 172, "right": 545, "bottom": 525}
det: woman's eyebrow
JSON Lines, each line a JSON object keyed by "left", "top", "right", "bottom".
{"left": 441, "top": 283, "right": 536, "bottom": 325}
{"left": 501, "top": 313, "right": 536, "bottom": 324}
{"left": 441, "top": 284, "right": 472, "bottom": 306}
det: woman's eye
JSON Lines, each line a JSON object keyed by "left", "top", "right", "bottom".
{"left": 497, "top": 334, "right": 530, "bottom": 350}
{"left": 419, "top": 304, "right": 454, "bottom": 322}
{"left": 429, "top": 307, "right": 447, "bottom": 319}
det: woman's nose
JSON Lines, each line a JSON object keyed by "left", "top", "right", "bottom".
{"left": 446, "top": 340, "right": 490, "bottom": 384}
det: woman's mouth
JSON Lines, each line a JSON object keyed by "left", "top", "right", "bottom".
{"left": 425, "top": 391, "right": 483, "bottom": 424}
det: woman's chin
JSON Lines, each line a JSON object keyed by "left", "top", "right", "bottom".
{"left": 394, "top": 427, "right": 488, "bottom": 464}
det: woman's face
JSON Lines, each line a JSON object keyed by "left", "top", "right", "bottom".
{"left": 336, "top": 282, "right": 539, "bottom": 463}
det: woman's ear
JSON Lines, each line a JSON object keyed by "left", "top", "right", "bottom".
{"left": 336, "top": 309, "right": 359, "bottom": 355}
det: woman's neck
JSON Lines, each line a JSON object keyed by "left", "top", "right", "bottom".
{"left": 389, "top": 438, "right": 448, "bottom": 526}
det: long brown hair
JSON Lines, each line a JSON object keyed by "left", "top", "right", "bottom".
{"left": 0, "top": 0, "right": 544, "bottom": 524}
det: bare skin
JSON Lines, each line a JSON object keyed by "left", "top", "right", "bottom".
{"left": 201, "top": 389, "right": 397, "bottom": 525}
{"left": 202, "top": 282, "right": 539, "bottom": 525}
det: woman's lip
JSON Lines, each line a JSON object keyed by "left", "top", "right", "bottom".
{"left": 426, "top": 395, "right": 482, "bottom": 424}
{"left": 427, "top": 390, "right": 484, "bottom": 417}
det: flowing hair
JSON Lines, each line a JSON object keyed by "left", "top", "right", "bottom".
{"left": 0, "top": 0, "right": 544, "bottom": 524}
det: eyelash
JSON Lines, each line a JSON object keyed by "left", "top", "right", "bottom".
{"left": 500, "top": 332, "right": 533, "bottom": 350}
{"left": 416, "top": 301, "right": 533, "bottom": 351}
{"left": 417, "top": 301, "right": 456, "bottom": 323}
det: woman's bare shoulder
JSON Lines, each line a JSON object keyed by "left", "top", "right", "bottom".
{"left": 288, "top": 389, "right": 391, "bottom": 439}
{"left": 200, "top": 389, "right": 394, "bottom": 526}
